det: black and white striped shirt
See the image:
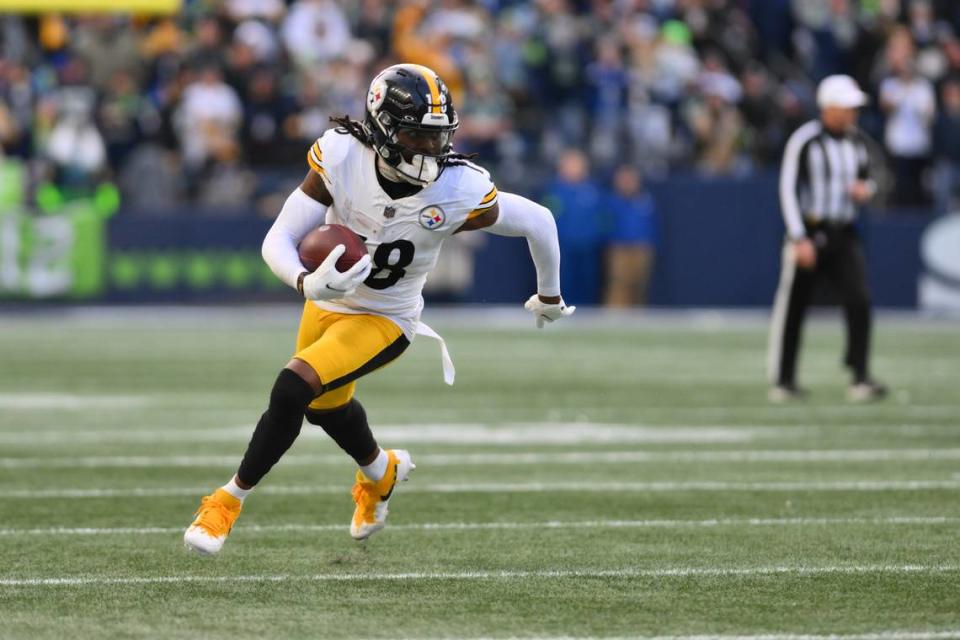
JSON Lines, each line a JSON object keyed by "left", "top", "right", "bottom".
{"left": 778, "top": 120, "right": 873, "bottom": 240}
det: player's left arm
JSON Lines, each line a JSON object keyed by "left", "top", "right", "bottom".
{"left": 457, "top": 191, "right": 574, "bottom": 328}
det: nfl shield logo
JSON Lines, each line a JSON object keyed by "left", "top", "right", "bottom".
{"left": 383, "top": 206, "right": 396, "bottom": 219}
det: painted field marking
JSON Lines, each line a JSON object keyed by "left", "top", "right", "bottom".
{"left": 0, "top": 393, "right": 148, "bottom": 410}
{"left": 2, "top": 448, "right": 959, "bottom": 469}
{"left": 0, "top": 423, "right": 791, "bottom": 445}
{"left": 464, "top": 633, "right": 960, "bottom": 640}
{"left": 5, "top": 480, "right": 960, "bottom": 499}
{"left": 1, "top": 563, "right": 958, "bottom": 588}
{"left": 0, "top": 516, "right": 956, "bottom": 537}
{"left": 4, "top": 417, "right": 959, "bottom": 447}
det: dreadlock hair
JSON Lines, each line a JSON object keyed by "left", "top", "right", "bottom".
{"left": 330, "top": 115, "right": 372, "bottom": 145}
{"left": 328, "top": 115, "right": 478, "bottom": 162}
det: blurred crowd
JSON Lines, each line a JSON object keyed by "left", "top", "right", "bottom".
{"left": 2, "top": 0, "right": 960, "bottom": 214}
{"left": 2, "top": 0, "right": 960, "bottom": 303}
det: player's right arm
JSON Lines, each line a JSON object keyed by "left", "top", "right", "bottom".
{"left": 301, "top": 169, "right": 333, "bottom": 206}
{"left": 261, "top": 172, "right": 331, "bottom": 294}
{"left": 261, "top": 136, "right": 369, "bottom": 298}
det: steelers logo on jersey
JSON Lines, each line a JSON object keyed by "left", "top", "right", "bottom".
{"left": 419, "top": 205, "right": 446, "bottom": 230}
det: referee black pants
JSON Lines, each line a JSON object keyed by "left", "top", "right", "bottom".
{"left": 767, "top": 223, "right": 872, "bottom": 387}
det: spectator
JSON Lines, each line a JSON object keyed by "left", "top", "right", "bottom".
{"left": 650, "top": 20, "right": 700, "bottom": 106}
{"left": 98, "top": 69, "right": 149, "bottom": 168}
{"left": 198, "top": 141, "right": 256, "bottom": 207}
{"left": 225, "top": 0, "right": 286, "bottom": 24}
{"left": 0, "top": 61, "right": 32, "bottom": 159}
{"left": 186, "top": 16, "right": 227, "bottom": 73}
{"left": 71, "top": 16, "right": 143, "bottom": 88}
{"left": 943, "top": 36, "right": 960, "bottom": 79}
{"left": 353, "top": 0, "right": 393, "bottom": 55}
{"left": 0, "top": 99, "right": 21, "bottom": 155}
{"left": 542, "top": 149, "right": 604, "bottom": 305}
{"left": 224, "top": 40, "right": 259, "bottom": 97}
{"left": 586, "top": 37, "right": 629, "bottom": 167}
{"left": 234, "top": 19, "right": 281, "bottom": 64}
{"left": 684, "top": 69, "right": 746, "bottom": 175}
{"left": 623, "top": 15, "right": 675, "bottom": 174}
{"left": 44, "top": 86, "right": 107, "bottom": 195}
{"left": 739, "top": 64, "right": 785, "bottom": 167}
{"left": 809, "top": 0, "right": 859, "bottom": 80}
{"left": 392, "top": 0, "right": 464, "bottom": 104}
{"left": 456, "top": 77, "right": 510, "bottom": 161}
{"left": 175, "top": 65, "right": 243, "bottom": 178}
{"left": 7, "top": 0, "right": 960, "bottom": 214}
{"left": 118, "top": 143, "right": 185, "bottom": 209}
{"left": 285, "top": 76, "right": 330, "bottom": 145}
{"left": 603, "top": 165, "right": 657, "bottom": 307}
{"left": 241, "top": 67, "right": 295, "bottom": 167}
{"left": 282, "top": 0, "right": 352, "bottom": 69}
{"left": 933, "top": 77, "right": 960, "bottom": 213}
{"left": 879, "top": 30, "right": 937, "bottom": 207}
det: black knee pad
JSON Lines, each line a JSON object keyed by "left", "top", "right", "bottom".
{"left": 235, "top": 369, "right": 316, "bottom": 487}
{"left": 269, "top": 369, "right": 316, "bottom": 419}
{"left": 305, "top": 398, "right": 377, "bottom": 463}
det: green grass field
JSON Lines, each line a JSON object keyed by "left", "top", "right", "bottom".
{"left": 0, "top": 308, "right": 958, "bottom": 640}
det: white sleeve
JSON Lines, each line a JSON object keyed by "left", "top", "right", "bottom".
{"left": 484, "top": 191, "right": 561, "bottom": 297}
{"left": 261, "top": 188, "right": 328, "bottom": 289}
{"left": 779, "top": 129, "right": 810, "bottom": 241}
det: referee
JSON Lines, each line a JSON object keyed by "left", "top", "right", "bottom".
{"left": 767, "top": 75, "right": 887, "bottom": 402}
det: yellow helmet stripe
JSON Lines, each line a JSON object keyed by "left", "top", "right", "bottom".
{"left": 412, "top": 64, "right": 442, "bottom": 114}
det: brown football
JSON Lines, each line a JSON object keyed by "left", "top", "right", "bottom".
{"left": 297, "top": 224, "right": 368, "bottom": 272}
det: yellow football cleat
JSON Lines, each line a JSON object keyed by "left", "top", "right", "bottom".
{"left": 183, "top": 488, "right": 243, "bottom": 555}
{"left": 350, "top": 449, "right": 415, "bottom": 540}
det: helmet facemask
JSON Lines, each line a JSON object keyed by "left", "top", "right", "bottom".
{"left": 369, "top": 112, "right": 457, "bottom": 186}
{"left": 363, "top": 64, "right": 459, "bottom": 186}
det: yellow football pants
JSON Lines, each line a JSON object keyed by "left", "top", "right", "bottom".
{"left": 293, "top": 302, "right": 408, "bottom": 411}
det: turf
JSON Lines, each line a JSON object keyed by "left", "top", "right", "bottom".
{"left": 0, "top": 308, "right": 958, "bottom": 639}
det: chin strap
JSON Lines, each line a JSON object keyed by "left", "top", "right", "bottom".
{"left": 375, "top": 156, "right": 406, "bottom": 183}
{"left": 376, "top": 154, "right": 437, "bottom": 186}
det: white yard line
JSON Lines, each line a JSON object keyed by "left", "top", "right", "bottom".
{"left": 0, "top": 393, "right": 148, "bottom": 410}
{"left": 2, "top": 420, "right": 957, "bottom": 448}
{"left": 0, "top": 423, "right": 790, "bottom": 445}
{"left": 2, "top": 424, "right": 955, "bottom": 447}
{"left": 466, "top": 633, "right": 960, "bottom": 640}
{"left": 5, "top": 480, "right": 960, "bottom": 499}
{"left": 1, "top": 564, "right": 957, "bottom": 588}
{"left": 2, "top": 448, "right": 959, "bottom": 469}
{"left": 0, "top": 516, "right": 956, "bottom": 537}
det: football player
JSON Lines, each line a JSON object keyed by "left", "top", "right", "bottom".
{"left": 184, "top": 64, "right": 573, "bottom": 554}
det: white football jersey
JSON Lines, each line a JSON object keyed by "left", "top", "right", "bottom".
{"left": 306, "top": 128, "right": 498, "bottom": 338}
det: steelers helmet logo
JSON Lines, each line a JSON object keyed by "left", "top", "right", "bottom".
{"left": 367, "top": 79, "right": 387, "bottom": 114}
{"left": 419, "top": 205, "right": 446, "bottom": 230}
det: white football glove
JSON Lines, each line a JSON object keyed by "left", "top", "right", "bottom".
{"left": 524, "top": 294, "right": 575, "bottom": 329}
{"left": 301, "top": 244, "right": 372, "bottom": 301}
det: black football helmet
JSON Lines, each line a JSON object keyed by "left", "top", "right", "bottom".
{"left": 363, "top": 64, "right": 459, "bottom": 185}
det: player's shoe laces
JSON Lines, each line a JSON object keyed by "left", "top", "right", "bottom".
{"left": 350, "top": 449, "right": 415, "bottom": 540}
{"left": 183, "top": 488, "right": 243, "bottom": 555}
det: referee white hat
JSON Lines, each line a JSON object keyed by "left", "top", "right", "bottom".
{"left": 817, "top": 75, "right": 869, "bottom": 109}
